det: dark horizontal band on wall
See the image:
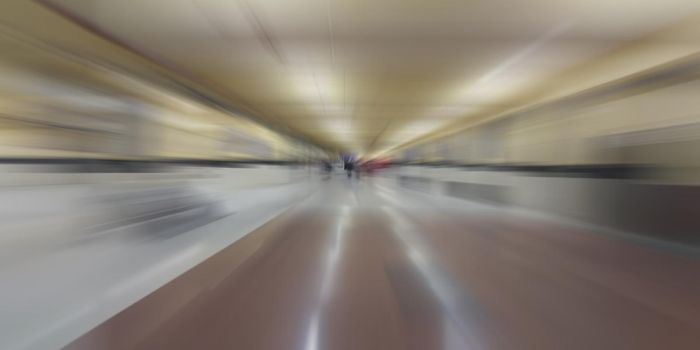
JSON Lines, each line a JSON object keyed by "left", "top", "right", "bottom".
{"left": 0, "top": 158, "right": 311, "bottom": 172}
{"left": 393, "top": 162, "right": 651, "bottom": 179}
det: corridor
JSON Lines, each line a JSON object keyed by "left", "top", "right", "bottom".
{"left": 65, "top": 176, "right": 700, "bottom": 350}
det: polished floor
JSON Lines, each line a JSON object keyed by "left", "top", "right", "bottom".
{"left": 67, "top": 175, "right": 700, "bottom": 350}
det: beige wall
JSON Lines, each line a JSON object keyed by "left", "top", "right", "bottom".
{"left": 404, "top": 62, "right": 700, "bottom": 183}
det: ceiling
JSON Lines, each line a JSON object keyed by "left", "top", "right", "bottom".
{"left": 10, "top": 0, "right": 700, "bottom": 155}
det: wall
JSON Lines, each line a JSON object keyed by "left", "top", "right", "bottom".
{"left": 385, "top": 165, "right": 700, "bottom": 246}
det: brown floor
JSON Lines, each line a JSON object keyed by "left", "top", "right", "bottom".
{"left": 66, "top": 178, "right": 700, "bottom": 350}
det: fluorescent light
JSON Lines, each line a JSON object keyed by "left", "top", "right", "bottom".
{"left": 395, "top": 119, "right": 452, "bottom": 134}
{"left": 321, "top": 118, "right": 352, "bottom": 131}
{"left": 452, "top": 21, "right": 572, "bottom": 103}
{"left": 291, "top": 72, "right": 341, "bottom": 115}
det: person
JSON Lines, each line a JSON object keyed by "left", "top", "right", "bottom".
{"left": 321, "top": 160, "right": 333, "bottom": 180}
{"left": 343, "top": 160, "right": 354, "bottom": 178}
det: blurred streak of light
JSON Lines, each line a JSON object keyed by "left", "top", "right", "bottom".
{"left": 292, "top": 73, "right": 340, "bottom": 114}
{"left": 302, "top": 205, "right": 350, "bottom": 350}
{"left": 291, "top": 70, "right": 355, "bottom": 150}
{"left": 7, "top": 4, "right": 324, "bottom": 151}
{"left": 304, "top": 313, "right": 320, "bottom": 350}
{"left": 474, "top": 21, "right": 574, "bottom": 88}
{"left": 379, "top": 196, "right": 483, "bottom": 350}
{"left": 451, "top": 21, "right": 573, "bottom": 104}
{"left": 392, "top": 119, "right": 455, "bottom": 137}
{"left": 0, "top": 20, "right": 211, "bottom": 120}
